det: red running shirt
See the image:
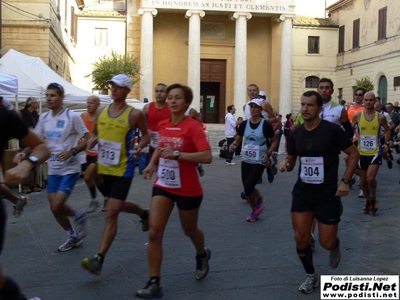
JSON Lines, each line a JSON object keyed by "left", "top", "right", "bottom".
{"left": 147, "top": 102, "right": 170, "bottom": 131}
{"left": 154, "top": 117, "right": 210, "bottom": 197}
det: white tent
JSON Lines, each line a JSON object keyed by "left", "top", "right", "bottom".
{"left": 0, "top": 49, "right": 111, "bottom": 107}
{"left": 0, "top": 71, "right": 18, "bottom": 95}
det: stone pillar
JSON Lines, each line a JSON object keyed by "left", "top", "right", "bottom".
{"left": 138, "top": 8, "right": 157, "bottom": 101}
{"left": 278, "top": 15, "right": 293, "bottom": 116}
{"left": 185, "top": 10, "right": 205, "bottom": 111}
{"left": 231, "top": 12, "right": 252, "bottom": 118}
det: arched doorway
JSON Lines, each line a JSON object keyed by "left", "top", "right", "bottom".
{"left": 378, "top": 75, "right": 388, "bottom": 104}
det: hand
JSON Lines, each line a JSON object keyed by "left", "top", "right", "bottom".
{"left": 142, "top": 166, "right": 154, "bottom": 180}
{"left": 87, "top": 136, "right": 98, "bottom": 150}
{"left": 12, "top": 152, "right": 26, "bottom": 164}
{"left": 3, "top": 160, "right": 32, "bottom": 185}
{"left": 336, "top": 181, "right": 350, "bottom": 197}
{"left": 132, "top": 146, "right": 143, "bottom": 158}
{"left": 159, "top": 147, "right": 174, "bottom": 159}
{"left": 279, "top": 159, "right": 290, "bottom": 172}
{"left": 58, "top": 151, "right": 73, "bottom": 161}
{"left": 228, "top": 144, "right": 236, "bottom": 152}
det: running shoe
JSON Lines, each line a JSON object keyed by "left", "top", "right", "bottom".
{"left": 266, "top": 167, "right": 274, "bottom": 183}
{"left": 240, "top": 191, "right": 246, "bottom": 200}
{"left": 86, "top": 198, "right": 101, "bottom": 213}
{"left": 58, "top": 236, "right": 83, "bottom": 252}
{"left": 81, "top": 254, "right": 103, "bottom": 275}
{"left": 270, "top": 154, "right": 278, "bottom": 175}
{"left": 136, "top": 279, "right": 163, "bottom": 299}
{"left": 254, "top": 197, "right": 264, "bottom": 217}
{"left": 329, "top": 239, "right": 342, "bottom": 268}
{"left": 13, "top": 196, "right": 28, "bottom": 217}
{"left": 195, "top": 247, "right": 211, "bottom": 280}
{"left": 101, "top": 197, "right": 108, "bottom": 212}
{"left": 387, "top": 159, "right": 393, "bottom": 169}
{"left": 309, "top": 233, "right": 316, "bottom": 252}
{"left": 246, "top": 211, "right": 257, "bottom": 222}
{"left": 225, "top": 162, "right": 236, "bottom": 166}
{"left": 140, "top": 209, "right": 150, "bottom": 232}
{"left": 299, "top": 273, "right": 319, "bottom": 294}
{"left": 28, "top": 298, "right": 43, "bottom": 300}
{"left": 358, "top": 190, "right": 365, "bottom": 198}
{"left": 73, "top": 211, "right": 88, "bottom": 239}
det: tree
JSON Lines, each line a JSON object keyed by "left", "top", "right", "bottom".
{"left": 355, "top": 76, "right": 374, "bottom": 92}
{"left": 87, "top": 51, "right": 140, "bottom": 91}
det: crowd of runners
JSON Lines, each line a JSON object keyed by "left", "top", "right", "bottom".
{"left": 0, "top": 75, "right": 398, "bottom": 299}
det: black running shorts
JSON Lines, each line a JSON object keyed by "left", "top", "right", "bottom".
{"left": 152, "top": 187, "right": 203, "bottom": 210}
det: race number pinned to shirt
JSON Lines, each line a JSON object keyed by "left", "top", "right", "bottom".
{"left": 48, "top": 145, "right": 65, "bottom": 168}
{"left": 156, "top": 158, "right": 181, "bottom": 188}
{"left": 243, "top": 144, "right": 260, "bottom": 162}
{"left": 98, "top": 139, "right": 122, "bottom": 166}
{"left": 150, "top": 131, "right": 159, "bottom": 148}
{"left": 360, "top": 135, "right": 376, "bottom": 151}
{"left": 300, "top": 157, "right": 324, "bottom": 184}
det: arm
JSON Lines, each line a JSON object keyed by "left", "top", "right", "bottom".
{"left": 336, "top": 143, "right": 359, "bottom": 197}
{"left": 340, "top": 107, "right": 353, "bottom": 139}
{"left": 189, "top": 108, "right": 203, "bottom": 124}
{"left": 4, "top": 131, "right": 50, "bottom": 185}
{"left": 131, "top": 109, "right": 150, "bottom": 155}
{"left": 380, "top": 114, "right": 392, "bottom": 152}
{"left": 263, "top": 101, "right": 277, "bottom": 124}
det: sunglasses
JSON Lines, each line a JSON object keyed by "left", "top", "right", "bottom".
{"left": 354, "top": 93, "right": 364, "bottom": 96}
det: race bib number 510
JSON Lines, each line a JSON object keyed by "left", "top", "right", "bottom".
{"left": 156, "top": 158, "right": 181, "bottom": 188}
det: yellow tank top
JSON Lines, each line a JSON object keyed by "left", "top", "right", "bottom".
{"left": 358, "top": 111, "right": 380, "bottom": 156}
{"left": 97, "top": 104, "right": 136, "bottom": 177}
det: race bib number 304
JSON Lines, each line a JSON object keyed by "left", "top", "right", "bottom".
{"left": 156, "top": 158, "right": 181, "bottom": 188}
{"left": 98, "top": 139, "right": 122, "bottom": 166}
{"left": 300, "top": 156, "right": 324, "bottom": 184}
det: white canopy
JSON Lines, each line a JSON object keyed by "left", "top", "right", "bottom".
{"left": 0, "top": 49, "right": 111, "bottom": 106}
{"left": 0, "top": 71, "right": 18, "bottom": 95}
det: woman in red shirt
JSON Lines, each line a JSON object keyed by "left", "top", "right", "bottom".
{"left": 137, "top": 84, "right": 212, "bottom": 299}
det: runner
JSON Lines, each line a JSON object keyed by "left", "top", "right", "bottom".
{"left": 136, "top": 83, "right": 212, "bottom": 298}
{"left": 81, "top": 74, "right": 150, "bottom": 275}
{"left": 351, "top": 91, "right": 392, "bottom": 215}
{"left": 16, "top": 83, "right": 89, "bottom": 252}
{"left": 1, "top": 106, "right": 50, "bottom": 300}
{"left": 279, "top": 90, "right": 359, "bottom": 294}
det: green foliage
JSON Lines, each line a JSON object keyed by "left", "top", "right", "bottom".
{"left": 355, "top": 76, "right": 374, "bottom": 92}
{"left": 87, "top": 51, "right": 140, "bottom": 91}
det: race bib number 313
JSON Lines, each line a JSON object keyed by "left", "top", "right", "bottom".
{"left": 98, "top": 139, "right": 122, "bottom": 166}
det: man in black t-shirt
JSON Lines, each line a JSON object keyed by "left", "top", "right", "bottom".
{"left": 279, "top": 91, "right": 359, "bottom": 295}
{"left": 0, "top": 106, "right": 50, "bottom": 299}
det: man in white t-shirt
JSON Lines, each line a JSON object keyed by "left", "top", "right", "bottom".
{"left": 225, "top": 105, "right": 237, "bottom": 166}
{"left": 18, "top": 83, "right": 90, "bottom": 252}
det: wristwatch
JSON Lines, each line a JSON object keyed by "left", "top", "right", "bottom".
{"left": 173, "top": 150, "right": 180, "bottom": 160}
{"left": 341, "top": 178, "right": 351, "bottom": 184}
{"left": 71, "top": 147, "right": 78, "bottom": 156}
{"left": 27, "top": 155, "right": 39, "bottom": 167}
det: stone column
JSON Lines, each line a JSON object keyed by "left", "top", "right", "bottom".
{"left": 231, "top": 12, "right": 252, "bottom": 118}
{"left": 185, "top": 10, "right": 205, "bottom": 111}
{"left": 138, "top": 8, "right": 157, "bottom": 101}
{"left": 278, "top": 15, "right": 293, "bottom": 116}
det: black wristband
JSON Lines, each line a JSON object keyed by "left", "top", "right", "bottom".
{"left": 71, "top": 148, "right": 78, "bottom": 156}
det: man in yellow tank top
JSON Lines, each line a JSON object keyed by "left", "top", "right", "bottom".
{"left": 81, "top": 74, "right": 150, "bottom": 276}
{"left": 351, "top": 92, "right": 392, "bottom": 215}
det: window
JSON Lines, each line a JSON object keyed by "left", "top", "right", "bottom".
{"left": 338, "top": 25, "right": 345, "bottom": 53}
{"left": 378, "top": 7, "right": 387, "bottom": 40}
{"left": 353, "top": 19, "right": 360, "bottom": 48}
{"left": 308, "top": 36, "right": 319, "bottom": 54}
{"left": 70, "top": 7, "right": 78, "bottom": 43}
{"left": 95, "top": 28, "right": 108, "bottom": 46}
{"left": 305, "top": 76, "right": 319, "bottom": 88}
{"left": 338, "top": 88, "right": 343, "bottom": 103}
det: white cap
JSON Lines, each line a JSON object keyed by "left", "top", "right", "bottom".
{"left": 259, "top": 91, "right": 267, "bottom": 97}
{"left": 106, "top": 74, "right": 132, "bottom": 91}
{"left": 248, "top": 98, "right": 263, "bottom": 107}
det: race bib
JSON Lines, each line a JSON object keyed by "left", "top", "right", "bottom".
{"left": 156, "top": 158, "right": 181, "bottom": 188}
{"left": 360, "top": 135, "right": 376, "bottom": 151}
{"left": 48, "top": 145, "right": 65, "bottom": 168}
{"left": 98, "top": 139, "right": 122, "bottom": 166}
{"left": 300, "top": 157, "right": 324, "bottom": 184}
{"left": 150, "top": 132, "right": 159, "bottom": 148}
{"left": 243, "top": 144, "right": 260, "bottom": 162}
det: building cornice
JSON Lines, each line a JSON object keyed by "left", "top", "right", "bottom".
{"left": 327, "top": 0, "right": 353, "bottom": 13}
